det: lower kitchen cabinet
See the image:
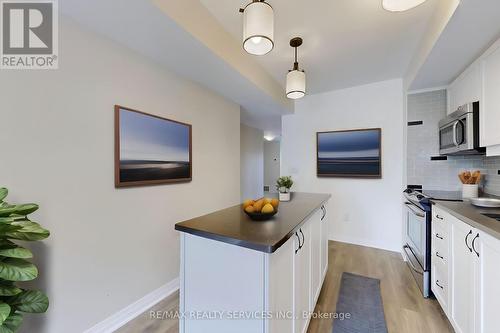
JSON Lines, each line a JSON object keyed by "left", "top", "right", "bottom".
{"left": 450, "top": 216, "right": 475, "bottom": 333}
{"left": 474, "top": 230, "right": 500, "bottom": 333}
{"left": 433, "top": 204, "right": 500, "bottom": 333}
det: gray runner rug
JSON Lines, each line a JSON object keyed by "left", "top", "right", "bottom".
{"left": 332, "top": 272, "right": 388, "bottom": 333}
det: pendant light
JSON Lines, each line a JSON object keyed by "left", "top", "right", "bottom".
{"left": 286, "top": 37, "right": 306, "bottom": 100}
{"left": 240, "top": 1, "right": 274, "bottom": 56}
{"left": 382, "top": 0, "right": 427, "bottom": 12}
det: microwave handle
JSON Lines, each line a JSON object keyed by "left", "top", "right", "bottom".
{"left": 452, "top": 121, "right": 459, "bottom": 147}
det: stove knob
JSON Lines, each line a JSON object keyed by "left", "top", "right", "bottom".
{"left": 404, "top": 188, "right": 413, "bottom": 193}
{"left": 417, "top": 195, "right": 424, "bottom": 200}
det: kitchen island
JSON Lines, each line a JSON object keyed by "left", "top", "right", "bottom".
{"left": 175, "top": 192, "right": 330, "bottom": 333}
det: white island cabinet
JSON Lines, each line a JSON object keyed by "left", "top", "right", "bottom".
{"left": 175, "top": 193, "right": 330, "bottom": 333}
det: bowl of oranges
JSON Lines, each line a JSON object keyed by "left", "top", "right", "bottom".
{"left": 242, "top": 197, "right": 280, "bottom": 221}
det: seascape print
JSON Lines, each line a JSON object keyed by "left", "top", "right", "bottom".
{"left": 116, "top": 106, "right": 191, "bottom": 186}
{"left": 317, "top": 129, "right": 381, "bottom": 177}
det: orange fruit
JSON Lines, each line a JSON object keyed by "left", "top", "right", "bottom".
{"left": 263, "top": 198, "right": 272, "bottom": 204}
{"left": 242, "top": 199, "right": 255, "bottom": 209}
{"left": 245, "top": 205, "right": 255, "bottom": 213}
{"left": 270, "top": 198, "right": 279, "bottom": 209}
{"left": 261, "top": 203, "right": 274, "bottom": 214}
{"left": 253, "top": 200, "right": 264, "bottom": 212}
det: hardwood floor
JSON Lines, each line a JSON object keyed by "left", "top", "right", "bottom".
{"left": 307, "top": 241, "right": 453, "bottom": 333}
{"left": 116, "top": 241, "right": 454, "bottom": 333}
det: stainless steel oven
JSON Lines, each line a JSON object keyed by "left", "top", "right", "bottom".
{"left": 403, "top": 189, "right": 463, "bottom": 298}
{"left": 403, "top": 198, "right": 430, "bottom": 298}
{"left": 439, "top": 102, "right": 484, "bottom": 155}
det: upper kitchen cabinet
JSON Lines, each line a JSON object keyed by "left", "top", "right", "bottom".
{"left": 481, "top": 40, "right": 500, "bottom": 154}
{"left": 447, "top": 38, "right": 500, "bottom": 156}
{"left": 447, "top": 62, "right": 482, "bottom": 115}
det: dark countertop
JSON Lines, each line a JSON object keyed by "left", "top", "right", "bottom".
{"left": 433, "top": 200, "right": 500, "bottom": 240}
{"left": 175, "top": 192, "right": 331, "bottom": 253}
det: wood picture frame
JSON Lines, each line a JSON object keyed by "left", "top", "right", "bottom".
{"left": 316, "top": 128, "right": 382, "bottom": 178}
{"left": 114, "top": 105, "right": 192, "bottom": 187}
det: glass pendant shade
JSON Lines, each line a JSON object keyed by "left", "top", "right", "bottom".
{"left": 286, "top": 70, "right": 306, "bottom": 99}
{"left": 242, "top": 1, "right": 274, "bottom": 55}
{"left": 382, "top": 0, "right": 427, "bottom": 12}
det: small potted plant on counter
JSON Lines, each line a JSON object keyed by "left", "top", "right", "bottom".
{"left": 276, "top": 176, "right": 293, "bottom": 202}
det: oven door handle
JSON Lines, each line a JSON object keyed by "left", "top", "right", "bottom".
{"left": 404, "top": 202, "right": 425, "bottom": 218}
{"left": 403, "top": 245, "right": 424, "bottom": 275}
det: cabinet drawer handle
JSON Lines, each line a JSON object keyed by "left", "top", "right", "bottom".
{"left": 299, "top": 229, "right": 305, "bottom": 248}
{"left": 435, "top": 233, "right": 444, "bottom": 240}
{"left": 436, "top": 214, "right": 444, "bottom": 220}
{"left": 465, "top": 230, "right": 473, "bottom": 252}
{"left": 436, "top": 280, "right": 444, "bottom": 290}
{"left": 436, "top": 252, "right": 444, "bottom": 260}
{"left": 472, "top": 233, "right": 480, "bottom": 257}
{"left": 295, "top": 232, "right": 301, "bottom": 254}
{"left": 320, "top": 205, "right": 326, "bottom": 221}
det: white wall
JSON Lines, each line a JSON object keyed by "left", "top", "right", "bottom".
{"left": 281, "top": 79, "right": 405, "bottom": 252}
{"left": 0, "top": 18, "right": 240, "bottom": 333}
{"left": 240, "top": 124, "right": 264, "bottom": 200}
{"left": 264, "top": 141, "right": 280, "bottom": 192}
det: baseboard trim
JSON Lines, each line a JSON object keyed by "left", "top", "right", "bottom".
{"left": 84, "top": 277, "right": 179, "bottom": 333}
{"left": 329, "top": 235, "right": 401, "bottom": 253}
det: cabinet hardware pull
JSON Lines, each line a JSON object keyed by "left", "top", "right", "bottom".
{"left": 436, "top": 214, "right": 444, "bottom": 220}
{"left": 436, "top": 252, "right": 444, "bottom": 260}
{"left": 299, "top": 229, "right": 305, "bottom": 249}
{"left": 436, "top": 280, "right": 444, "bottom": 290}
{"left": 472, "top": 233, "right": 480, "bottom": 257}
{"left": 465, "top": 230, "right": 473, "bottom": 252}
{"left": 295, "top": 232, "right": 301, "bottom": 254}
{"left": 435, "top": 233, "right": 444, "bottom": 240}
{"left": 321, "top": 205, "right": 326, "bottom": 221}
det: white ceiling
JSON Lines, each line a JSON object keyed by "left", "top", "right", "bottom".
{"left": 411, "top": 0, "right": 500, "bottom": 90}
{"left": 200, "top": 0, "right": 438, "bottom": 94}
{"left": 60, "top": 0, "right": 292, "bottom": 137}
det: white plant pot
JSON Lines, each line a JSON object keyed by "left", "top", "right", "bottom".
{"left": 462, "top": 184, "right": 479, "bottom": 199}
{"left": 279, "top": 192, "right": 291, "bottom": 202}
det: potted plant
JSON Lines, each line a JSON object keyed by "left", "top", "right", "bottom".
{"left": 276, "top": 176, "right": 293, "bottom": 202}
{"left": 0, "top": 188, "right": 50, "bottom": 332}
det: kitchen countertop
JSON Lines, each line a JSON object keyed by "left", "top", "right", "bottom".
{"left": 433, "top": 200, "right": 500, "bottom": 240}
{"left": 175, "top": 192, "right": 331, "bottom": 253}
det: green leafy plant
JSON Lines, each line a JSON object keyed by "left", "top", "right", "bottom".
{"left": 276, "top": 176, "right": 293, "bottom": 193}
{"left": 0, "top": 188, "right": 49, "bottom": 333}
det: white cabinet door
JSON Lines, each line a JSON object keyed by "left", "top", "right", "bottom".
{"left": 447, "top": 63, "right": 482, "bottom": 115}
{"left": 310, "top": 209, "right": 321, "bottom": 307}
{"left": 481, "top": 43, "right": 500, "bottom": 148}
{"left": 294, "top": 222, "right": 311, "bottom": 333}
{"left": 320, "top": 204, "right": 328, "bottom": 279}
{"left": 268, "top": 236, "right": 295, "bottom": 333}
{"left": 474, "top": 231, "right": 500, "bottom": 333}
{"left": 450, "top": 218, "right": 475, "bottom": 333}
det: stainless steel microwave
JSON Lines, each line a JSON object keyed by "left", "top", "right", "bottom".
{"left": 439, "top": 102, "right": 485, "bottom": 155}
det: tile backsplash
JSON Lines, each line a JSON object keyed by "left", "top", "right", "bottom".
{"left": 407, "top": 90, "right": 500, "bottom": 195}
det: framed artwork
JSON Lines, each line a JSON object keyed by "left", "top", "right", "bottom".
{"left": 316, "top": 128, "right": 381, "bottom": 178}
{"left": 114, "top": 105, "right": 192, "bottom": 187}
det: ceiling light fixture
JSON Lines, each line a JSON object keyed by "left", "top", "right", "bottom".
{"left": 382, "top": 0, "right": 427, "bottom": 12}
{"left": 264, "top": 135, "right": 275, "bottom": 141}
{"left": 240, "top": 1, "right": 274, "bottom": 56}
{"left": 286, "top": 37, "right": 306, "bottom": 100}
